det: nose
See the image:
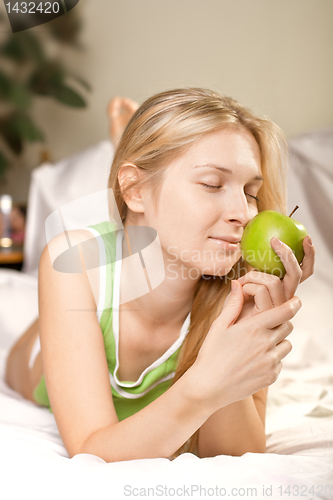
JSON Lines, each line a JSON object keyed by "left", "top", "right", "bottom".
{"left": 221, "top": 191, "right": 253, "bottom": 228}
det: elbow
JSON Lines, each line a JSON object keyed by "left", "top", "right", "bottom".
{"left": 76, "top": 435, "right": 99, "bottom": 460}
{"left": 67, "top": 439, "right": 89, "bottom": 459}
{"left": 65, "top": 433, "right": 99, "bottom": 460}
{"left": 74, "top": 424, "right": 120, "bottom": 463}
{"left": 242, "top": 433, "right": 266, "bottom": 455}
{"left": 226, "top": 433, "right": 266, "bottom": 457}
{"left": 230, "top": 440, "right": 267, "bottom": 457}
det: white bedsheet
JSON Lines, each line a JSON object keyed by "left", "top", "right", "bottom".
{"left": 0, "top": 269, "right": 332, "bottom": 500}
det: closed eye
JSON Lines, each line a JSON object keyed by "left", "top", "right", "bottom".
{"left": 201, "top": 183, "right": 222, "bottom": 190}
{"left": 200, "top": 184, "right": 259, "bottom": 202}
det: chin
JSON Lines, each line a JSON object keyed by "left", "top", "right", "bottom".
{"left": 201, "top": 257, "right": 242, "bottom": 278}
{"left": 200, "top": 266, "right": 231, "bottom": 278}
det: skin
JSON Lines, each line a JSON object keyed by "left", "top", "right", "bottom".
{"left": 119, "top": 127, "right": 263, "bottom": 325}
{"left": 5, "top": 118, "right": 315, "bottom": 461}
{"left": 107, "top": 96, "right": 139, "bottom": 149}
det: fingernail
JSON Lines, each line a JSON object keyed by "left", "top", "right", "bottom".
{"left": 308, "top": 236, "right": 313, "bottom": 246}
{"left": 272, "top": 237, "right": 282, "bottom": 246}
{"left": 231, "top": 280, "right": 237, "bottom": 292}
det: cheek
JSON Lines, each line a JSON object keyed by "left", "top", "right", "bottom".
{"left": 158, "top": 183, "right": 200, "bottom": 224}
{"left": 250, "top": 205, "right": 259, "bottom": 218}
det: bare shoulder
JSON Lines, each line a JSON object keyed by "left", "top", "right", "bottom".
{"left": 39, "top": 228, "right": 101, "bottom": 310}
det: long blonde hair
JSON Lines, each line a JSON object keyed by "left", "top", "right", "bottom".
{"left": 107, "top": 88, "right": 288, "bottom": 458}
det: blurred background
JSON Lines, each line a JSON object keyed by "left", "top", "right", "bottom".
{"left": 0, "top": 0, "right": 332, "bottom": 238}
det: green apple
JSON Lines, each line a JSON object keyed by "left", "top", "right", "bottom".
{"left": 240, "top": 209, "right": 309, "bottom": 278}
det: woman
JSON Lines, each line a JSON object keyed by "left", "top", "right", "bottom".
{"left": 5, "top": 88, "right": 315, "bottom": 461}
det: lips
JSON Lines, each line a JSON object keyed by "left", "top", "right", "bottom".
{"left": 210, "top": 236, "right": 241, "bottom": 243}
{"left": 209, "top": 237, "right": 241, "bottom": 250}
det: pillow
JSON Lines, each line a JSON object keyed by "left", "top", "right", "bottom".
{"left": 22, "top": 141, "right": 114, "bottom": 277}
{"left": 285, "top": 126, "right": 333, "bottom": 367}
{"left": 287, "top": 126, "right": 333, "bottom": 283}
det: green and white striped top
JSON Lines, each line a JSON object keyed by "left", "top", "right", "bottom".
{"left": 33, "top": 220, "right": 191, "bottom": 421}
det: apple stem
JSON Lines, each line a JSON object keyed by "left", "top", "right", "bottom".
{"left": 289, "top": 205, "right": 299, "bottom": 218}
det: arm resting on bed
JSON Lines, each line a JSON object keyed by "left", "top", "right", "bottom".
{"left": 196, "top": 392, "right": 267, "bottom": 458}
{"left": 80, "top": 368, "right": 217, "bottom": 462}
{"left": 252, "top": 387, "right": 268, "bottom": 427}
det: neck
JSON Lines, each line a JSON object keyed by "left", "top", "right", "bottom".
{"left": 119, "top": 223, "right": 197, "bottom": 327}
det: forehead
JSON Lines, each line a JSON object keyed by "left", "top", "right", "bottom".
{"left": 180, "top": 127, "right": 262, "bottom": 171}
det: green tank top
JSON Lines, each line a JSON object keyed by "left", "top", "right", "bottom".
{"left": 33, "top": 220, "right": 191, "bottom": 421}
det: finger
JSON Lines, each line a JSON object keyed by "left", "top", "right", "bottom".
{"left": 247, "top": 295, "right": 302, "bottom": 330}
{"left": 215, "top": 280, "right": 244, "bottom": 328}
{"left": 299, "top": 235, "right": 315, "bottom": 283}
{"left": 238, "top": 271, "right": 286, "bottom": 306}
{"left": 270, "top": 238, "right": 302, "bottom": 300}
{"left": 271, "top": 320, "right": 294, "bottom": 346}
{"left": 274, "top": 338, "right": 293, "bottom": 362}
{"left": 242, "top": 283, "right": 274, "bottom": 314}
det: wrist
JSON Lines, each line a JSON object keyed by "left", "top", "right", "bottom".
{"left": 181, "top": 362, "right": 227, "bottom": 416}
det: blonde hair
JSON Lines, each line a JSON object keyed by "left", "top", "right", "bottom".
{"left": 107, "top": 88, "right": 288, "bottom": 458}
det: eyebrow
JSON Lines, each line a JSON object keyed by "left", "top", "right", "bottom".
{"left": 193, "top": 164, "right": 264, "bottom": 182}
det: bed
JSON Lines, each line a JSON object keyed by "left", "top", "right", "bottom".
{"left": 1, "top": 127, "right": 333, "bottom": 500}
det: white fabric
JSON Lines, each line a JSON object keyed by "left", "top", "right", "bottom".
{"left": 287, "top": 126, "right": 333, "bottom": 285}
{"left": 1, "top": 128, "right": 333, "bottom": 499}
{"left": 22, "top": 140, "right": 114, "bottom": 278}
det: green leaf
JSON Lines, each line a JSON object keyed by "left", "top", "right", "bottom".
{"left": 9, "top": 83, "right": 32, "bottom": 109}
{"left": 0, "top": 151, "right": 9, "bottom": 178}
{"left": 0, "top": 126, "right": 23, "bottom": 155}
{"left": 0, "top": 113, "right": 44, "bottom": 154}
{"left": 1, "top": 37, "right": 25, "bottom": 62}
{"left": 0, "top": 70, "right": 11, "bottom": 99}
{"left": 21, "top": 31, "right": 45, "bottom": 64}
{"left": 10, "top": 113, "right": 44, "bottom": 142}
{"left": 1, "top": 32, "right": 45, "bottom": 64}
{"left": 0, "top": 70, "right": 32, "bottom": 109}
{"left": 50, "top": 84, "right": 86, "bottom": 107}
{"left": 28, "top": 62, "right": 65, "bottom": 95}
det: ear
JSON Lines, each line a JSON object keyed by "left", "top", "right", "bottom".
{"left": 118, "top": 163, "right": 146, "bottom": 214}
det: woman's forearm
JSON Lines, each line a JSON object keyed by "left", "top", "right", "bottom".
{"left": 197, "top": 395, "right": 266, "bottom": 458}
{"left": 79, "top": 367, "right": 217, "bottom": 462}
{"left": 252, "top": 387, "right": 268, "bottom": 428}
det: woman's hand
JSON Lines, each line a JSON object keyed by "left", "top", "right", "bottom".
{"left": 235, "top": 234, "right": 315, "bottom": 321}
{"left": 193, "top": 281, "right": 302, "bottom": 412}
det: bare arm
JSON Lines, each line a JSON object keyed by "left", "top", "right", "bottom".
{"left": 252, "top": 387, "right": 268, "bottom": 427}
{"left": 38, "top": 232, "right": 217, "bottom": 461}
{"left": 81, "top": 369, "right": 214, "bottom": 461}
{"left": 197, "top": 396, "right": 266, "bottom": 458}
